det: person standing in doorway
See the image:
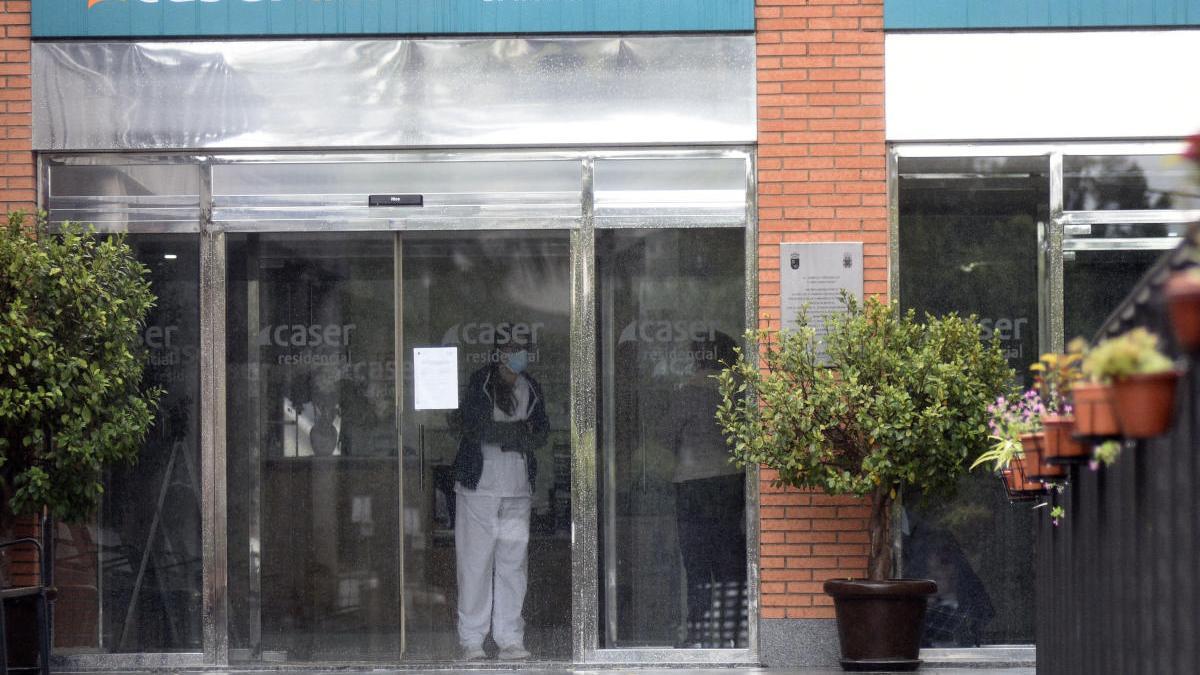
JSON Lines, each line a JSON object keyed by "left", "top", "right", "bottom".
{"left": 453, "top": 325, "right": 549, "bottom": 660}
{"left": 664, "top": 331, "right": 747, "bottom": 648}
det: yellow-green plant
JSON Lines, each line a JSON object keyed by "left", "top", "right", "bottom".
{"left": 1029, "top": 339, "right": 1087, "bottom": 414}
{"left": 1082, "top": 327, "right": 1173, "bottom": 382}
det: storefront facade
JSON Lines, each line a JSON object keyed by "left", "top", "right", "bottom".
{"left": 4, "top": 0, "right": 1198, "bottom": 669}
{"left": 23, "top": 1, "right": 769, "bottom": 667}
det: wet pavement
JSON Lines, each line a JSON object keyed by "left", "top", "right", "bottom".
{"left": 54, "top": 662, "right": 1032, "bottom": 667}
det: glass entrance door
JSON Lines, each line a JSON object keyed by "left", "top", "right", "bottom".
{"left": 225, "top": 230, "right": 572, "bottom": 663}
{"left": 399, "top": 231, "right": 572, "bottom": 661}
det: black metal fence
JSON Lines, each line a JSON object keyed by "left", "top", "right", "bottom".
{"left": 1036, "top": 231, "right": 1200, "bottom": 675}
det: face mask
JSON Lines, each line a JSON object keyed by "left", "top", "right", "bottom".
{"left": 502, "top": 349, "right": 529, "bottom": 374}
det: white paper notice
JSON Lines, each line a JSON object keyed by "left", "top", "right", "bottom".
{"left": 413, "top": 347, "right": 459, "bottom": 410}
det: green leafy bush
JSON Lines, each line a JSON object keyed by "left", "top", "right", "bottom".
{"left": 0, "top": 213, "right": 161, "bottom": 523}
{"left": 716, "top": 296, "right": 1012, "bottom": 580}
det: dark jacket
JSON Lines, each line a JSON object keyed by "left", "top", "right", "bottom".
{"left": 452, "top": 365, "right": 549, "bottom": 493}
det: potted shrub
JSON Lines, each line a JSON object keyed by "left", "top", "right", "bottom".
{"left": 0, "top": 214, "right": 161, "bottom": 667}
{"left": 1083, "top": 327, "right": 1179, "bottom": 439}
{"left": 716, "top": 296, "right": 1011, "bottom": 671}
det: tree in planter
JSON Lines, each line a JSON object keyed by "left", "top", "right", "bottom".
{"left": 0, "top": 212, "right": 161, "bottom": 530}
{"left": 715, "top": 295, "right": 1012, "bottom": 580}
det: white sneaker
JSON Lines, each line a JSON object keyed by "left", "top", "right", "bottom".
{"left": 461, "top": 645, "right": 487, "bottom": 660}
{"left": 497, "top": 645, "right": 531, "bottom": 660}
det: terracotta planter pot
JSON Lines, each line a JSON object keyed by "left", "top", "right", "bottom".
{"left": 1021, "top": 432, "right": 1065, "bottom": 480}
{"left": 1165, "top": 272, "right": 1200, "bottom": 352}
{"left": 1072, "top": 382, "right": 1120, "bottom": 439}
{"left": 825, "top": 579, "right": 938, "bottom": 671}
{"left": 1043, "top": 414, "right": 1089, "bottom": 465}
{"left": 1001, "top": 468, "right": 1043, "bottom": 500}
{"left": 1113, "top": 371, "right": 1181, "bottom": 438}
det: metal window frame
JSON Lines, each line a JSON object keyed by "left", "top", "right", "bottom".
{"left": 39, "top": 146, "right": 760, "bottom": 669}
{"left": 888, "top": 138, "right": 1196, "bottom": 660}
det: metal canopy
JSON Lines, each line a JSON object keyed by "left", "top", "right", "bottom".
{"left": 33, "top": 36, "right": 757, "bottom": 152}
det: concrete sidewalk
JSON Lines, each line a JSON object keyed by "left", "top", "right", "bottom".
{"left": 54, "top": 662, "right": 1032, "bottom": 667}
{"left": 57, "top": 669, "right": 1035, "bottom": 675}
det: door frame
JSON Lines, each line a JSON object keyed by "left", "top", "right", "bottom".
{"left": 38, "top": 146, "right": 760, "bottom": 668}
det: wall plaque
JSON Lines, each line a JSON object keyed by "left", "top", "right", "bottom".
{"left": 779, "top": 242, "right": 864, "bottom": 359}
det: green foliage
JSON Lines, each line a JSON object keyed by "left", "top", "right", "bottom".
{"left": 0, "top": 213, "right": 161, "bottom": 523}
{"left": 1093, "top": 440, "right": 1121, "bottom": 466}
{"left": 1082, "top": 327, "right": 1173, "bottom": 381}
{"left": 970, "top": 436, "right": 1022, "bottom": 473}
{"left": 716, "top": 294, "right": 1013, "bottom": 508}
{"left": 1049, "top": 504, "right": 1065, "bottom": 526}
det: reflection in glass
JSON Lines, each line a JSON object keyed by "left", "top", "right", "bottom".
{"left": 1064, "top": 243, "right": 1166, "bottom": 341}
{"left": 898, "top": 157, "right": 1044, "bottom": 645}
{"left": 54, "top": 235, "right": 203, "bottom": 653}
{"left": 401, "top": 232, "right": 572, "bottom": 661}
{"left": 1064, "top": 154, "right": 1200, "bottom": 211}
{"left": 226, "top": 233, "right": 399, "bottom": 662}
{"left": 597, "top": 228, "right": 747, "bottom": 648}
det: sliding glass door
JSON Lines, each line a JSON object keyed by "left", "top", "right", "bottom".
{"left": 397, "top": 231, "right": 574, "bottom": 660}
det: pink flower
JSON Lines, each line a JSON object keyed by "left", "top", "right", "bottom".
{"left": 1186, "top": 133, "right": 1200, "bottom": 164}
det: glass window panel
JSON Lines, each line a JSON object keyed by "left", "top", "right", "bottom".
{"left": 50, "top": 164, "right": 200, "bottom": 199}
{"left": 1064, "top": 243, "right": 1171, "bottom": 341}
{"left": 213, "top": 161, "right": 581, "bottom": 197}
{"left": 594, "top": 158, "right": 748, "bottom": 211}
{"left": 596, "top": 228, "right": 747, "bottom": 649}
{"left": 54, "top": 234, "right": 203, "bottom": 654}
{"left": 226, "top": 233, "right": 400, "bottom": 662}
{"left": 1064, "top": 154, "right": 1200, "bottom": 211}
{"left": 898, "top": 156, "right": 1046, "bottom": 646}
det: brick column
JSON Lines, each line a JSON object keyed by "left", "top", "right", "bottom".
{"left": 755, "top": 0, "right": 886, "bottom": 664}
{"left": 0, "top": 0, "right": 33, "bottom": 216}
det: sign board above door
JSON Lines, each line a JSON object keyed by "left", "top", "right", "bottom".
{"left": 34, "top": 0, "right": 754, "bottom": 38}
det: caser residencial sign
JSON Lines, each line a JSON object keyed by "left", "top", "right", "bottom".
{"left": 34, "top": 0, "right": 754, "bottom": 38}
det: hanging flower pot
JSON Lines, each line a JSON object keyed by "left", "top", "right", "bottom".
{"left": 1021, "top": 432, "right": 1065, "bottom": 481}
{"left": 1043, "top": 414, "right": 1089, "bottom": 464}
{"left": 1001, "top": 468, "right": 1043, "bottom": 501}
{"left": 1072, "top": 382, "right": 1120, "bottom": 439}
{"left": 1112, "top": 371, "right": 1181, "bottom": 438}
{"left": 1165, "top": 270, "right": 1200, "bottom": 352}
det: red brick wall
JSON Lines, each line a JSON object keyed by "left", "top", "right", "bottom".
{"left": 0, "top": 0, "right": 33, "bottom": 217}
{"left": 0, "top": 0, "right": 40, "bottom": 614}
{"left": 755, "top": 0, "right": 886, "bottom": 620}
